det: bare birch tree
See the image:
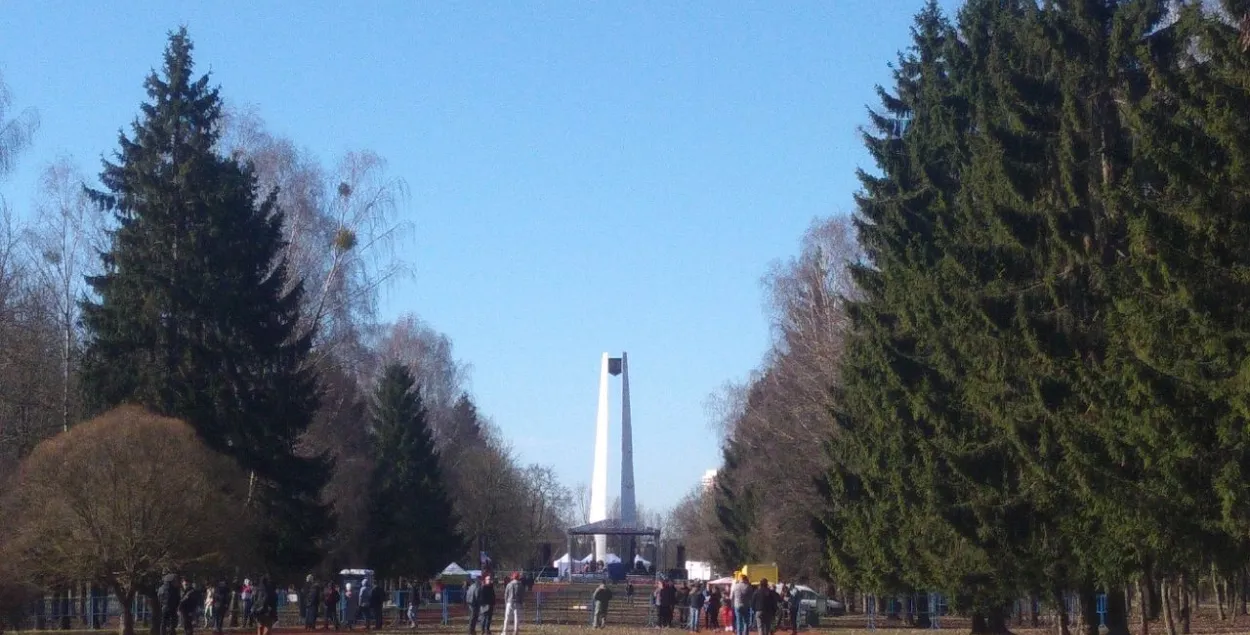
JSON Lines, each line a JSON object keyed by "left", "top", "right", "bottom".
{"left": 25, "top": 158, "right": 104, "bottom": 432}
{"left": 218, "top": 107, "right": 412, "bottom": 368}
{"left": 0, "top": 72, "right": 38, "bottom": 184}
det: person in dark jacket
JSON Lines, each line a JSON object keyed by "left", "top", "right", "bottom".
{"left": 658, "top": 581, "right": 677, "bottom": 628}
{"left": 782, "top": 587, "right": 799, "bottom": 635}
{"left": 369, "top": 584, "right": 385, "bottom": 629}
{"left": 303, "top": 575, "right": 322, "bottom": 630}
{"left": 324, "top": 584, "right": 342, "bottom": 631}
{"left": 751, "top": 580, "right": 780, "bottom": 635}
{"left": 688, "top": 584, "right": 705, "bottom": 632}
{"left": 592, "top": 583, "right": 613, "bottom": 628}
{"left": 211, "top": 580, "right": 231, "bottom": 635}
{"left": 706, "top": 588, "right": 722, "bottom": 630}
{"left": 178, "top": 579, "right": 200, "bottom": 635}
{"left": 465, "top": 579, "right": 482, "bottom": 635}
{"left": 478, "top": 576, "right": 497, "bottom": 635}
{"left": 251, "top": 577, "right": 278, "bottom": 635}
{"left": 158, "top": 575, "right": 181, "bottom": 635}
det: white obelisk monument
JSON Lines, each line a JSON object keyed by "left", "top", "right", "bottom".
{"left": 590, "top": 354, "right": 611, "bottom": 560}
{"left": 589, "top": 352, "right": 637, "bottom": 563}
{"left": 620, "top": 352, "right": 636, "bottom": 527}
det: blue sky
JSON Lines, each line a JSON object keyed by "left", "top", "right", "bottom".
{"left": 1, "top": 0, "right": 952, "bottom": 512}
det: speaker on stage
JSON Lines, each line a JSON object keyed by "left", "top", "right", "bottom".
{"left": 540, "top": 543, "right": 552, "bottom": 564}
{"left": 675, "top": 544, "right": 686, "bottom": 565}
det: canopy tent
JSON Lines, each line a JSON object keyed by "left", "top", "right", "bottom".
{"left": 604, "top": 553, "right": 622, "bottom": 565}
{"left": 708, "top": 576, "right": 735, "bottom": 587}
{"left": 633, "top": 554, "right": 651, "bottom": 567}
{"left": 438, "top": 563, "right": 472, "bottom": 582}
{"left": 551, "top": 553, "right": 594, "bottom": 566}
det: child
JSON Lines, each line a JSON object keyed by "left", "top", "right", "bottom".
{"left": 720, "top": 602, "right": 734, "bottom": 632}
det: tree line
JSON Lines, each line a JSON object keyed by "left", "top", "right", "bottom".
{"left": 686, "top": 1, "right": 1250, "bottom": 634}
{"left": 0, "top": 29, "right": 578, "bottom": 632}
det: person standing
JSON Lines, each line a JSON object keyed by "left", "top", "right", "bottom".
{"left": 211, "top": 580, "right": 230, "bottom": 635}
{"left": 730, "top": 576, "right": 751, "bottom": 635}
{"left": 252, "top": 577, "right": 278, "bottom": 635}
{"left": 465, "top": 577, "right": 482, "bottom": 635}
{"left": 502, "top": 573, "right": 523, "bottom": 635}
{"left": 688, "top": 584, "right": 705, "bottom": 632}
{"left": 369, "top": 583, "right": 386, "bottom": 630}
{"left": 478, "top": 576, "right": 497, "bottom": 635}
{"left": 158, "top": 575, "right": 181, "bottom": 635}
{"left": 706, "top": 587, "right": 722, "bottom": 630}
{"left": 659, "top": 581, "right": 676, "bottom": 628}
{"left": 751, "top": 580, "right": 779, "bottom": 635}
{"left": 303, "top": 575, "right": 323, "bottom": 631}
{"left": 782, "top": 587, "right": 799, "bottom": 635}
{"left": 240, "top": 580, "right": 255, "bottom": 629}
{"left": 592, "top": 583, "right": 613, "bottom": 628}
{"left": 324, "top": 584, "right": 342, "bottom": 631}
{"left": 178, "top": 579, "right": 200, "bottom": 635}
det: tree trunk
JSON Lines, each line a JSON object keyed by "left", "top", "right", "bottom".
{"left": 1078, "top": 586, "right": 1098, "bottom": 635}
{"left": 1241, "top": 568, "right": 1248, "bottom": 617}
{"left": 1054, "top": 588, "right": 1072, "bottom": 635}
{"left": 970, "top": 606, "right": 1012, "bottom": 634}
{"left": 1105, "top": 587, "right": 1129, "bottom": 635}
{"left": 1216, "top": 569, "right": 1227, "bottom": 621}
{"left": 1179, "top": 574, "right": 1191, "bottom": 635}
{"left": 1138, "top": 578, "right": 1150, "bottom": 635}
{"left": 117, "top": 586, "right": 137, "bottom": 635}
{"left": 1162, "top": 579, "right": 1178, "bottom": 635}
{"left": 1145, "top": 568, "right": 1162, "bottom": 621}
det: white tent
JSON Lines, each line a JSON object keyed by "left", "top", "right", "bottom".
{"left": 634, "top": 554, "right": 652, "bottom": 567}
{"left": 440, "top": 563, "right": 469, "bottom": 576}
{"left": 604, "top": 553, "right": 622, "bottom": 564}
{"left": 552, "top": 553, "right": 592, "bottom": 566}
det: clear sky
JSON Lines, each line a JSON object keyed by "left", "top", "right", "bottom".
{"left": 1, "top": 0, "right": 953, "bottom": 512}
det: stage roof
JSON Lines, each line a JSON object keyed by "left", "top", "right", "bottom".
{"left": 567, "top": 518, "right": 661, "bottom": 537}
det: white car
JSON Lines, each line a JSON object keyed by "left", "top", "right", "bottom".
{"left": 791, "top": 585, "right": 845, "bottom": 616}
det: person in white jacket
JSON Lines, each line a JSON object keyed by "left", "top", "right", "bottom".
{"left": 502, "top": 573, "right": 524, "bottom": 635}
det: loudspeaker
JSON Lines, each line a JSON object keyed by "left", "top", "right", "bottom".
{"left": 675, "top": 544, "right": 686, "bottom": 565}
{"left": 540, "top": 543, "right": 552, "bottom": 564}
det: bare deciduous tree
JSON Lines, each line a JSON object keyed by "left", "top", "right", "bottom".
{"left": 0, "top": 406, "right": 249, "bottom": 635}
{"left": 218, "top": 107, "right": 412, "bottom": 368}
{"left": 708, "top": 215, "right": 860, "bottom": 583}
{"left": 25, "top": 158, "right": 104, "bottom": 432}
{"left": 0, "top": 72, "right": 38, "bottom": 183}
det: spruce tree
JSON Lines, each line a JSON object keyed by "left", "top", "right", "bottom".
{"left": 823, "top": 3, "right": 1071, "bottom": 630}
{"left": 79, "top": 28, "right": 331, "bottom": 574}
{"left": 365, "top": 363, "right": 465, "bottom": 580}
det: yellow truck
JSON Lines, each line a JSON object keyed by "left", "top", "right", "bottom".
{"left": 733, "top": 563, "right": 779, "bottom": 584}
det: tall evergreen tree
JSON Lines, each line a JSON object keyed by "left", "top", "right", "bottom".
{"left": 365, "top": 363, "right": 465, "bottom": 580}
{"left": 79, "top": 28, "right": 331, "bottom": 574}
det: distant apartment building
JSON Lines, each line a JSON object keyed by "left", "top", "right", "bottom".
{"left": 701, "top": 469, "right": 718, "bottom": 492}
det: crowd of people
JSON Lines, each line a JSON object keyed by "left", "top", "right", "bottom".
{"left": 641, "top": 576, "right": 806, "bottom": 635}
{"left": 153, "top": 575, "right": 278, "bottom": 635}
{"left": 464, "top": 573, "right": 525, "bottom": 635}
{"left": 140, "top": 571, "right": 808, "bottom": 635}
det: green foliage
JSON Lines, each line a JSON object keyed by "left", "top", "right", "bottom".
{"left": 365, "top": 363, "right": 466, "bottom": 580}
{"left": 78, "top": 28, "right": 331, "bottom": 576}
{"left": 818, "top": 0, "right": 1250, "bottom": 625}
